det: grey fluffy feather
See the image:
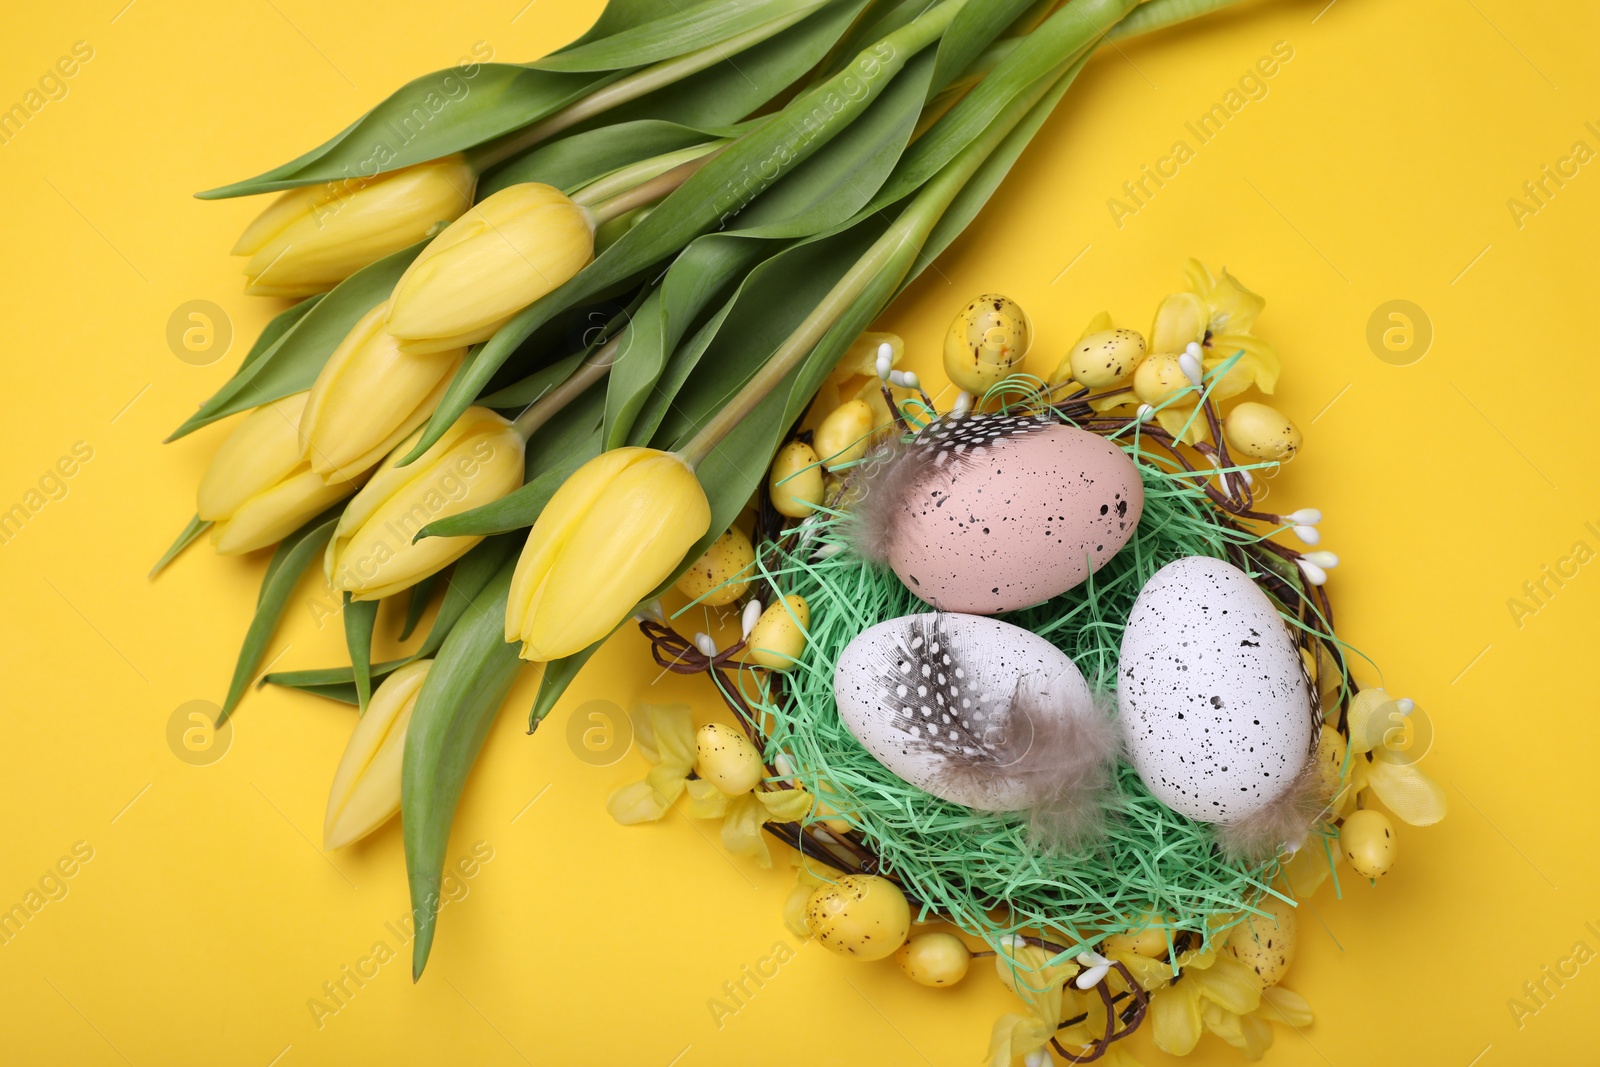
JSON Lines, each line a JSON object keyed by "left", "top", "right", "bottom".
{"left": 1214, "top": 752, "right": 1331, "bottom": 864}
{"left": 839, "top": 413, "right": 1056, "bottom": 566}
{"left": 877, "top": 615, "right": 1121, "bottom": 853}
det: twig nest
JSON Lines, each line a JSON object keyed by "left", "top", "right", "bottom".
{"left": 695, "top": 723, "right": 764, "bottom": 795}
{"left": 1340, "top": 809, "right": 1396, "bottom": 878}
{"left": 943, "top": 294, "right": 1031, "bottom": 393}
{"left": 1065, "top": 328, "right": 1146, "bottom": 388}
{"left": 675, "top": 527, "right": 754, "bottom": 606}
{"left": 806, "top": 875, "right": 911, "bottom": 960}
{"left": 1225, "top": 895, "right": 1298, "bottom": 988}
{"left": 769, "top": 441, "right": 824, "bottom": 518}
{"left": 746, "top": 595, "right": 810, "bottom": 670}
{"left": 846, "top": 415, "right": 1143, "bottom": 614}
{"left": 1223, "top": 401, "right": 1301, "bottom": 460}
{"left": 897, "top": 931, "right": 971, "bottom": 986}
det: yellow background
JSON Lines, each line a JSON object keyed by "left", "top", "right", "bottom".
{"left": 1, "top": 1, "right": 1595, "bottom": 1064}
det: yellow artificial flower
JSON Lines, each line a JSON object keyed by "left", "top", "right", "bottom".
{"left": 605, "top": 704, "right": 812, "bottom": 867}
{"left": 1344, "top": 688, "right": 1449, "bottom": 826}
{"left": 324, "top": 407, "right": 525, "bottom": 601}
{"left": 1148, "top": 952, "right": 1264, "bottom": 1057}
{"left": 298, "top": 301, "right": 466, "bottom": 483}
{"left": 385, "top": 181, "right": 595, "bottom": 354}
{"left": 234, "top": 155, "right": 475, "bottom": 297}
{"left": 1150, "top": 259, "right": 1280, "bottom": 404}
{"left": 323, "top": 660, "right": 431, "bottom": 849}
{"left": 196, "top": 392, "right": 360, "bottom": 554}
{"left": 505, "top": 447, "right": 710, "bottom": 662}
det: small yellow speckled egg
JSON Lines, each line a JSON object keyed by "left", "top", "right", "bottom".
{"left": 675, "top": 527, "right": 755, "bottom": 607}
{"left": 805, "top": 875, "right": 911, "bottom": 960}
{"left": 1224, "top": 402, "right": 1302, "bottom": 460}
{"left": 1226, "top": 895, "right": 1298, "bottom": 988}
{"left": 1132, "top": 352, "right": 1193, "bottom": 406}
{"left": 943, "top": 294, "right": 1032, "bottom": 394}
{"left": 813, "top": 399, "right": 876, "bottom": 470}
{"left": 1103, "top": 915, "right": 1170, "bottom": 959}
{"left": 694, "top": 723, "right": 764, "bottom": 795}
{"left": 746, "top": 595, "right": 809, "bottom": 670}
{"left": 1314, "top": 725, "right": 1347, "bottom": 800}
{"left": 1340, "top": 808, "right": 1396, "bottom": 878}
{"left": 897, "top": 931, "right": 971, "bottom": 986}
{"left": 1065, "top": 328, "right": 1146, "bottom": 388}
{"left": 769, "top": 441, "right": 824, "bottom": 518}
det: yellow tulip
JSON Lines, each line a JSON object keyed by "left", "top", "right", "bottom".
{"left": 324, "top": 660, "right": 431, "bottom": 849}
{"left": 386, "top": 182, "right": 595, "bottom": 354}
{"left": 505, "top": 447, "right": 709, "bottom": 661}
{"left": 196, "top": 392, "right": 360, "bottom": 555}
{"left": 299, "top": 301, "right": 465, "bottom": 483}
{"left": 325, "top": 407, "right": 525, "bottom": 601}
{"left": 234, "top": 155, "right": 475, "bottom": 298}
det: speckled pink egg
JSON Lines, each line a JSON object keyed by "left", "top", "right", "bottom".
{"left": 884, "top": 415, "right": 1143, "bottom": 613}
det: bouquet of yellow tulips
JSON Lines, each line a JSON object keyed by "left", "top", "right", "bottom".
{"left": 159, "top": 0, "right": 1252, "bottom": 984}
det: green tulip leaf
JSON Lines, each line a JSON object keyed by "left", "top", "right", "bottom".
{"left": 263, "top": 534, "right": 520, "bottom": 692}
{"left": 149, "top": 514, "right": 212, "bottom": 579}
{"left": 527, "top": 642, "right": 604, "bottom": 731}
{"left": 405, "top": 2, "right": 956, "bottom": 463}
{"left": 399, "top": 572, "right": 441, "bottom": 642}
{"left": 403, "top": 556, "right": 525, "bottom": 980}
{"left": 479, "top": 119, "right": 734, "bottom": 200}
{"left": 533, "top": 0, "right": 843, "bottom": 73}
{"left": 343, "top": 593, "right": 379, "bottom": 712}
{"left": 166, "top": 243, "right": 424, "bottom": 441}
{"left": 926, "top": 0, "right": 1039, "bottom": 99}
{"left": 219, "top": 505, "right": 345, "bottom": 723}
{"left": 197, "top": 65, "right": 614, "bottom": 199}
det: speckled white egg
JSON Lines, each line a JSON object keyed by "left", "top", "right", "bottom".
{"left": 833, "top": 612, "right": 1094, "bottom": 810}
{"left": 1117, "top": 556, "right": 1314, "bottom": 822}
{"left": 874, "top": 415, "right": 1143, "bottom": 614}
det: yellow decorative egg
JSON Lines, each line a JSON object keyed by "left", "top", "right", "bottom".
{"left": 746, "top": 595, "right": 809, "bottom": 670}
{"left": 1314, "top": 725, "right": 1347, "bottom": 800}
{"left": 943, "top": 294, "right": 1032, "bottom": 394}
{"left": 675, "top": 527, "right": 754, "bottom": 606}
{"left": 1132, "top": 352, "right": 1192, "bottom": 407}
{"left": 897, "top": 931, "right": 971, "bottom": 986}
{"left": 1103, "top": 915, "right": 1170, "bottom": 958}
{"left": 1225, "top": 895, "right": 1298, "bottom": 988}
{"left": 1065, "top": 328, "right": 1146, "bottom": 388}
{"left": 694, "top": 723, "right": 764, "bottom": 795}
{"left": 814, "top": 399, "right": 876, "bottom": 470}
{"left": 1223, "top": 402, "right": 1302, "bottom": 460}
{"left": 769, "top": 441, "right": 824, "bottom": 518}
{"left": 1341, "top": 808, "right": 1396, "bottom": 878}
{"left": 805, "top": 875, "right": 911, "bottom": 960}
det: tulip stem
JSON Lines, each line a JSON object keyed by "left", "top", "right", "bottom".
{"left": 585, "top": 150, "right": 721, "bottom": 226}
{"left": 466, "top": 0, "right": 834, "bottom": 173}
{"left": 571, "top": 140, "right": 731, "bottom": 209}
{"left": 512, "top": 335, "right": 624, "bottom": 442}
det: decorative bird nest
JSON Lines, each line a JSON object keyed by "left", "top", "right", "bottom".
{"left": 637, "top": 373, "right": 1358, "bottom": 1061}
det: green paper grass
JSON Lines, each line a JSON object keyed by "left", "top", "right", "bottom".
{"left": 738, "top": 436, "right": 1293, "bottom": 957}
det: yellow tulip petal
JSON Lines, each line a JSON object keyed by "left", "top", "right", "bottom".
{"left": 324, "top": 660, "right": 430, "bottom": 848}
{"left": 211, "top": 467, "right": 352, "bottom": 554}
{"left": 1150, "top": 983, "right": 1204, "bottom": 1056}
{"left": 1366, "top": 756, "right": 1449, "bottom": 826}
{"left": 196, "top": 393, "right": 311, "bottom": 522}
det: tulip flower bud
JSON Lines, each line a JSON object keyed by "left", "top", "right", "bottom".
{"left": 324, "top": 660, "right": 432, "bottom": 849}
{"left": 196, "top": 392, "right": 361, "bottom": 555}
{"left": 505, "top": 447, "right": 710, "bottom": 661}
{"left": 325, "top": 407, "right": 525, "bottom": 601}
{"left": 386, "top": 182, "right": 596, "bottom": 354}
{"left": 234, "top": 155, "right": 475, "bottom": 298}
{"left": 299, "top": 301, "right": 466, "bottom": 483}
